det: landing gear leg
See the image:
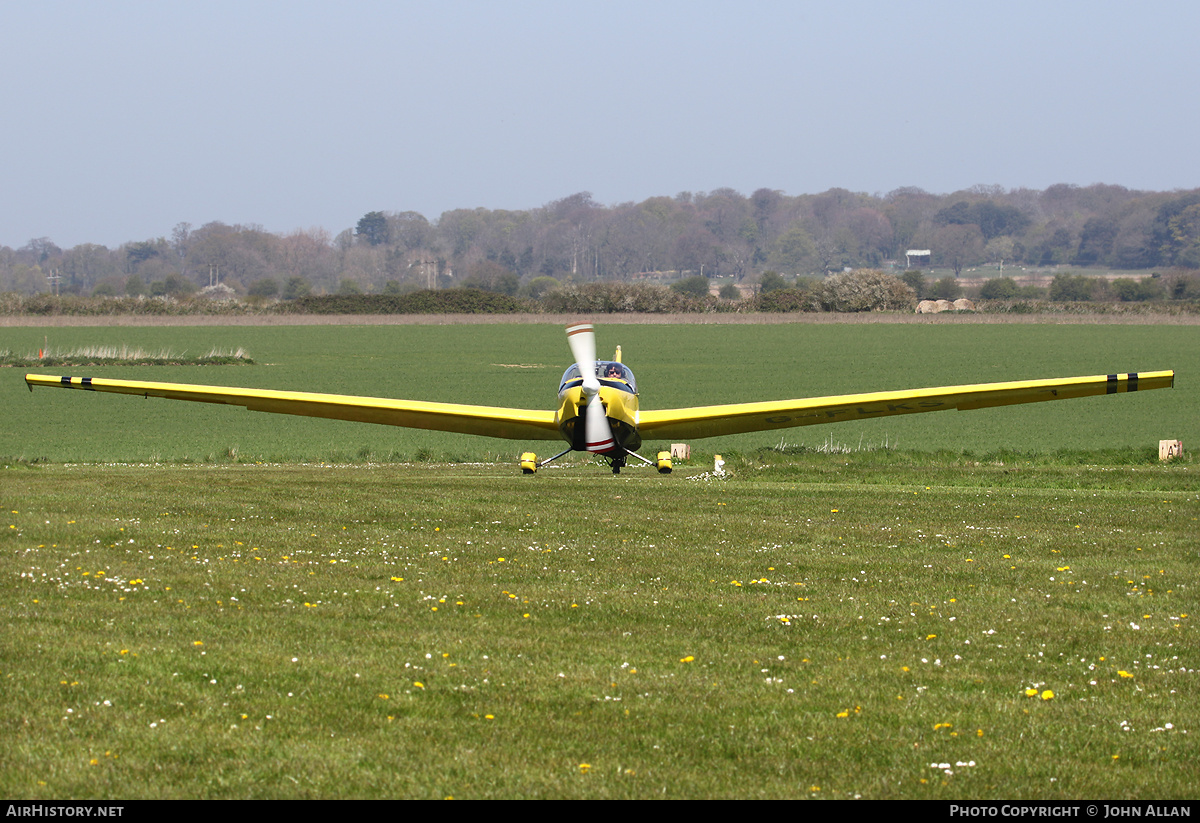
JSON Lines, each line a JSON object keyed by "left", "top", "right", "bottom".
{"left": 520, "top": 447, "right": 573, "bottom": 474}
{"left": 610, "top": 451, "right": 627, "bottom": 475}
{"left": 612, "top": 448, "right": 672, "bottom": 474}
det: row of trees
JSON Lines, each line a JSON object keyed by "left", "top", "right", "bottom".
{"left": 5, "top": 269, "right": 1199, "bottom": 321}
{"left": 3, "top": 184, "right": 1199, "bottom": 298}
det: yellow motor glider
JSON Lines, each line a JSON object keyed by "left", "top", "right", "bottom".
{"left": 25, "top": 323, "right": 1174, "bottom": 474}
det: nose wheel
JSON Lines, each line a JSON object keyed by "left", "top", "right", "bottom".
{"left": 610, "top": 452, "right": 627, "bottom": 474}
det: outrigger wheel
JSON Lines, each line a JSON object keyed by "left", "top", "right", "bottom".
{"left": 521, "top": 447, "right": 672, "bottom": 475}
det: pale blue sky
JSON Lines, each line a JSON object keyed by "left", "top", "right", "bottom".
{"left": 3, "top": 0, "right": 1197, "bottom": 248}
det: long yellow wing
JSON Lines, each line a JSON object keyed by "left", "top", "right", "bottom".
{"left": 25, "top": 374, "right": 562, "bottom": 441}
{"left": 637, "top": 371, "right": 1175, "bottom": 441}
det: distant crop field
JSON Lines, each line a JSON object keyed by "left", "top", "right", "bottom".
{"left": 3, "top": 322, "right": 1195, "bottom": 464}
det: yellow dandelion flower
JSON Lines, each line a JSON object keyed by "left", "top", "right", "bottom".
{"left": 1025, "top": 688, "right": 1038, "bottom": 697}
{"left": 579, "top": 763, "right": 591, "bottom": 774}
{"left": 1119, "top": 670, "right": 1134, "bottom": 678}
{"left": 1041, "top": 690, "right": 1054, "bottom": 700}
{"left": 413, "top": 681, "right": 424, "bottom": 689}
{"left": 680, "top": 655, "right": 694, "bottom": 663}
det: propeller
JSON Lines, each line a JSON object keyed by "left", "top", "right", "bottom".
{"left": 565, "top": 323, "right": 616, "bottom": 454}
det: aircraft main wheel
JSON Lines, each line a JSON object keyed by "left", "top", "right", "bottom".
{"left": 520, "top": 452, "right": 538, "bottom": 474}
{"left": 656, "top": 451, "right": 673, "bottom": 474}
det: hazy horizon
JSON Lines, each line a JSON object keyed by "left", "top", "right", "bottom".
{"left": 5, "top": 0, "right": 1198, "bottom": 249}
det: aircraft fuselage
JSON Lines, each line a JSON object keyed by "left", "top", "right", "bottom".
{"left": 555, "top": 361, "right": 641, "bottom": 452}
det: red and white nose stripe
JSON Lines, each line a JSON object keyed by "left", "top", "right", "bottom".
{"left": 584, "top": 393, "right": 616, "bottom": 454}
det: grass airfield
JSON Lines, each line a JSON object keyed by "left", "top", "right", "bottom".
{"left": 2, "top": 321, "right": 1198, "bottom": 798}
{"left": 3, "top": 457, "right": 1197, "bottom": 799}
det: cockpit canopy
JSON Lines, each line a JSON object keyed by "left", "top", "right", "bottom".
{"left": 559, "top": 361, "right": 637, "bottom": 393}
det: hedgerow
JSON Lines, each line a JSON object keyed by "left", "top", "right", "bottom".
{"left": 274, "top": 289, "right": 530, "bottom": 315}
{"left": 541, "top": 282, "right": 705, "bottom": 313}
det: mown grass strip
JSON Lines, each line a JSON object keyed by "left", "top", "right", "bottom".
{"left": 2, "top": 461, "right": 1196, "bottom": 799}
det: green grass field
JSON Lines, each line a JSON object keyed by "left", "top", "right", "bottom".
{"left": 2, "top": 322, "right": 1197, "bottom": 798}
{"left": 3, "top": 322, "right": 1196, "bottom": 463}
{"left": 2, "top": 459, "right": 1196, "bottom": 799}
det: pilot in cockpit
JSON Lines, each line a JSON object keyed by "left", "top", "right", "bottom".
{"left": 604, "top": 364, "right": 623, "bottom": 380}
